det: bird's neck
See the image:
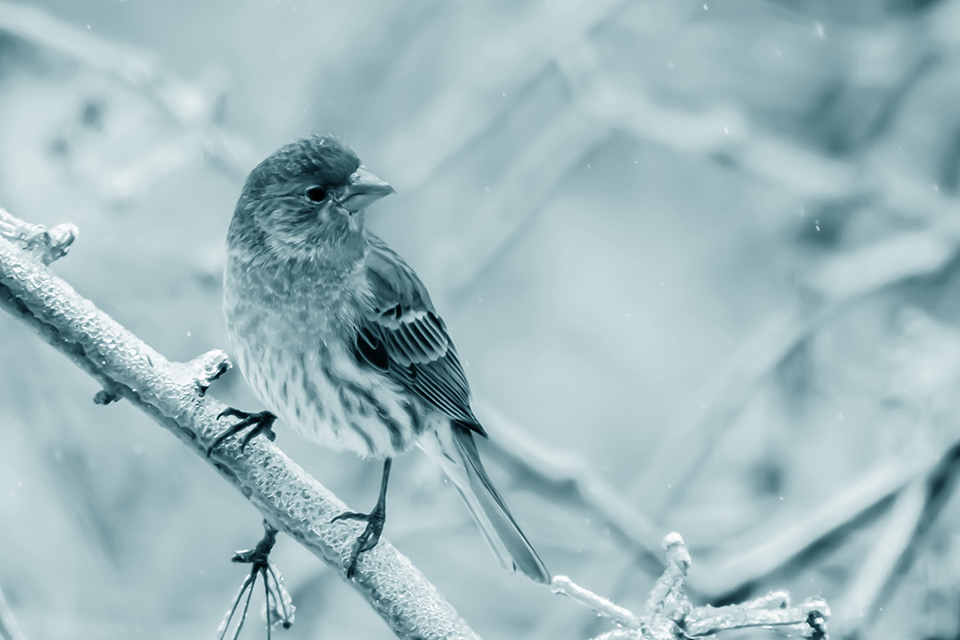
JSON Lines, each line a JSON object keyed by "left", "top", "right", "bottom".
{"left": 227, "top": 232, "right": 369, "bottom": 298}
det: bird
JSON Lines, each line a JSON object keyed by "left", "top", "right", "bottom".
{"left": 213, "top": 134, "right": 550, "bottom": 584}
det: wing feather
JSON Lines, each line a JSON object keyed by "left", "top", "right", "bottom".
{"left": 353, "top": 234, "right": 484, "bottom": 435}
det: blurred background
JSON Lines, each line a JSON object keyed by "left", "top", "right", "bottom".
{"left": 0, "top": 0, "right": 958, "bottom": 638}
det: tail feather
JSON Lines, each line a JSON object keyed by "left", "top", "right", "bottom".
{"left": 420, "top": 422, "right": 550, "bottom": 584}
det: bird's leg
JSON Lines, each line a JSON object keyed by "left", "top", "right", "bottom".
{"left": 331, "top": 458, "right": 392, "bottom": 578}
{"left": 206, "top": 408, "right": 278, "bottom": 457}
{"left": 232, "top": 521, "right": 279, "bottom": 568}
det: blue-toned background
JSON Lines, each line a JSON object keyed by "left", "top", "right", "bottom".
{"left": 1, "top": 1, "right": 958, "bottom": 638}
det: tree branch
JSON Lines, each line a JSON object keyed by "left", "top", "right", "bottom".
{"left": 0, "top": 206, "right": 480, "bottom": 640}
{"left": 552, "top": 534, "right": 829, "bottom": 640}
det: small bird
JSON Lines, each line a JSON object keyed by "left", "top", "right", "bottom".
{"left": 215, "top": 135, "right": 549, "bottom": 583}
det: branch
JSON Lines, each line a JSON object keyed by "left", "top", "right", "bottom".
{"left": 0, "top": 208, "right": 480, "bottom": 640}
{"left": 0, "top": 208, "right": 77, "bottom": 265}
{"left": 552, "top": 534, "right": 829, "bottom": 640}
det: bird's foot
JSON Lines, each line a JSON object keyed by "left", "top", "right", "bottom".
{"left": 331, "top": 503, "right": 386, "bottom": 578}
{"left": 216, "top": 521, "right": 295, "bottom": 639}
{"left": 232, "top": 523, "right": 279, "bottom": 569}
{"left": 207, "top": 409, "right": 277, "bottom": 457}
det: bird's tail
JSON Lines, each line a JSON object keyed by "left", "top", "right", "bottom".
{"left": 419, "top": 421, "right": 550, "bottom": 584}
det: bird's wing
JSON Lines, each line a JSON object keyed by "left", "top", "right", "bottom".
{"left": 353, "top": 234, "right": 485, "bottom": 436}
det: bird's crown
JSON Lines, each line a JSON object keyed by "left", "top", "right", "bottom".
{"left": 244, "top": 135, "right": 361, "bottom": 196}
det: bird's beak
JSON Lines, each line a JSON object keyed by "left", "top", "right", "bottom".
{"left": 340, "top": 168, "right": 395, "bottom": 213}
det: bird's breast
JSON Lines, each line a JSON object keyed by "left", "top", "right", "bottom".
{"left": 223, "top": 249, "right": 425, "bottom": 458}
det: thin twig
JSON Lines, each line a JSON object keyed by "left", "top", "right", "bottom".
{"left": 642, "top": 533, "right": 690, "bottom": 622}
{"left": 685, "top": 595, "right": 829, "bottom": 638}
{"left": 554, "top": 534, "right": 829, "bottom": 640}
{"left": 551, "top": 575, "right": 642, "bottom": 629}
{"left": 0, "top": 210, "right": 480, "bottom": 640}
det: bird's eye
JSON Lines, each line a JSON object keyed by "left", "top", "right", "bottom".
{"left": 306, "top": 187, "right": 327, "bottom": 202}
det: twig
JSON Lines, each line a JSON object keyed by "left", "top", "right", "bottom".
{"left": 553, "top": 533, "right": 828, "bottom": 640}
{"left": 803, "top": 228, "right": 960, "bottom": 301}
{"left": 0, "top": 210, "right": 480, "bottom": 640}
{"left": 642, "top": 533, "right": 690, "bottom": 623}
{"left": 530, "top": 559, "right": 627, "bottom": 640}
{"left": 685, "top": 595, "right": 829, "bottom": 638}
{"left": 0, "top": 581, "right": 26, "bottom": 640}
{"left": 551, "top": 576, "right": 642, "bottom": 629}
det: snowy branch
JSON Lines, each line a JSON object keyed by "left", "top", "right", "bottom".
{"left": 0, "top": 208, "right": 77, "bottom": 266}
{"left": 553, "top": 534, "right": 829, "bottom": 640}
{"left": 0, "top": 207, "right": 479, "bottom": 640}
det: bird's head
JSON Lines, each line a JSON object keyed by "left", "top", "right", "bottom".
{"left": 230, "top": 135, "right": 394, "bottom": 261}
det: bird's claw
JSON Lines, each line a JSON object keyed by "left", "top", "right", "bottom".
{"left": 332, "top": 507, "right": 386, "bottom": 578}
{"left": 215, "top": 522, "right": 296, "bottom": 638}
{"left": 206, "top": 409, "right": 278, "bottom": 457}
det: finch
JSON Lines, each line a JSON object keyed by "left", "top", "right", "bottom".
{"left": 216, "top": 135, "right": 550, "bottom": 583}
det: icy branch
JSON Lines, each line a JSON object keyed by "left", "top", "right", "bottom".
{"left": 0, "top": 210, "right": 479, "bottom": 640}
{"left": 0, "top": 207, "right": 77, "bottom": 265}
{"left": 554, "top": 534, "right": 829, "bottom": 640}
